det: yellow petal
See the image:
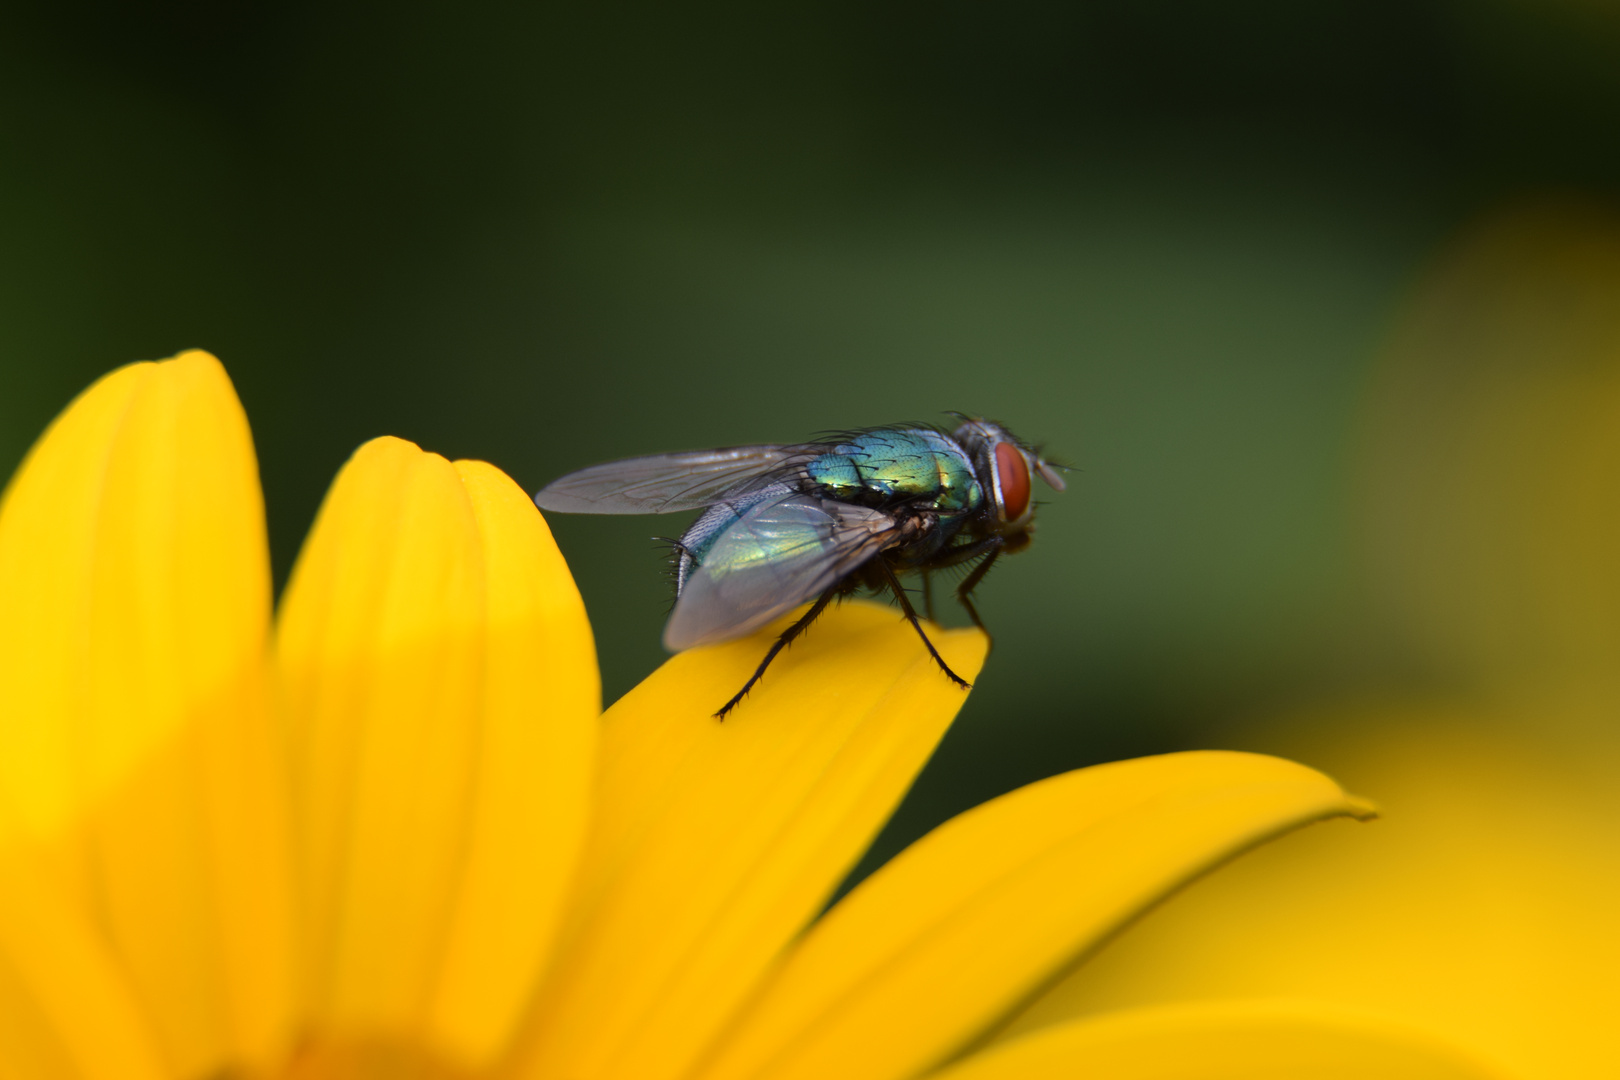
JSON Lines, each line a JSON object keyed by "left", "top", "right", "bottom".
{"left": 275, "top": 438, "right": 598, "bottom": 1067}
{"left": 926, "top": 1001, "right": 1510, "bottom": 1080}
{"left": 0, "top": 807, "right": 168, "bottom": 1080}
{"left": 508, "top": 600, "right": 987, "bottom": 1080}
{"left": 1026, "top": 712, "right": 1620, "bottom": 1080}
{"left": 0, "top": 352, "right": 295, "bottom": 1077}
{"left": 695, "top": 751, "right": 1373, "bottom": 1080}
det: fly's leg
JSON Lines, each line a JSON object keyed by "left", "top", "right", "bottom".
{"left": 714, "top": 586, "right": 840, "bottom": 720}
{"left": 916, "top": 536, "right": 1003, "bottom": 634}
{"left": 875, "top": 559, "right": 971, "bottom": 690}
{"left": 954, "top": 546, "right": 1002, "bottom": 644}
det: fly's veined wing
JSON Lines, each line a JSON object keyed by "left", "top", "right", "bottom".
{"left": 534, "top": 445, "right": 809, "bottom": 514}
{"left": 663, "top": 492, "right": 898, "bottom": 650}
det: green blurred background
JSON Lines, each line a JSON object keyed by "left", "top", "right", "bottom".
{"left": 5, "top": 0, "right": 1620, "bottom": 866}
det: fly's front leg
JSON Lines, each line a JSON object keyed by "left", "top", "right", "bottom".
{"left": 954, "top": 543, "right": 1003, "bottom": 644}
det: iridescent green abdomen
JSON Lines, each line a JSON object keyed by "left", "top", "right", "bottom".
{"left": 805, "top": 428, "right": 983, "bottom": 514}
{"left": 676, "top": 483, "right": 788, "bottom": 592}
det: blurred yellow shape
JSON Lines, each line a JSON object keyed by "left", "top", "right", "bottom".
{"left": 1362, "top": 200, "right": 1620, "bottom": 715}
{"left": 934, "top": 1000, "right": 1503, "bottom": 1080}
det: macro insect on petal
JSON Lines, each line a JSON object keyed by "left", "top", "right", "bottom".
{"left": 535, "top": 417, "right": 1065, "bottom": 718}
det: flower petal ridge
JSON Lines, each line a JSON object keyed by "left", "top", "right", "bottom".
{"left": 275, "top": 436, "right": 599, "bottom": 1068}
{"left": 0, "top": 351, "right": 293, "bottom": 1078}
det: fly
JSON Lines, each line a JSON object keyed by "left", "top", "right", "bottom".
{"left": 534, "top": 418, "right": 1066, "bottom": 719}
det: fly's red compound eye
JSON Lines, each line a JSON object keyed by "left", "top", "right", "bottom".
{"left": 994, "top": 441, "right": 1031, "bottom": 520}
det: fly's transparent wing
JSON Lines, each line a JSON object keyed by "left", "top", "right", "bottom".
{"left": 534, "top": 445, "right": 809, "bottom": 515}
{"left": 663, "top": 492, "right": 898, "bottom": 650}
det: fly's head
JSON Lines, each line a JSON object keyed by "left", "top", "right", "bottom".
{"left": 950, "top": 417, "right": 1066, "bottom": 543}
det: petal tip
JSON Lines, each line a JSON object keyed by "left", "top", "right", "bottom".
{"left": 359, "top": 434, "right": 426, "bottom": 454}
{"left": 163, "top": 348, "right": 223, "bottom": 367}
{"left": 346, "top": 435, "right": 441, "bottom": 472}
{"left": 1344, "top": 795, "right": 1380, "bottom": 822}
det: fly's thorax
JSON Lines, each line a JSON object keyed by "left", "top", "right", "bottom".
{"left": 884, "top": 507, "right": 971, "bottom": 567}
{"left": 803, "top": 452, "right": 865, "bottom": 501}
{"left": 804, "top": 428, "right": 984, "bottom": 514}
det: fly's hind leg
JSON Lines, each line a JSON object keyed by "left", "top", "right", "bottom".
{"left": 875, "top": 559, "right": 971, "bottom": 691}
{"left": 714, "top": 586, "right": 840, "bottom": 720}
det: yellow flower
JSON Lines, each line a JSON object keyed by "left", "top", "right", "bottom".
{"left": 1006, "top": 201, "right": 1620, "bottom": 1080}
{"left": 0, "top": 352, "right": 1501, "bottom": 1080}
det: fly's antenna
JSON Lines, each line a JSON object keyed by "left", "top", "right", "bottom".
{"left": 1031, "top": 444, "right": 1076, "bottom": 470}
